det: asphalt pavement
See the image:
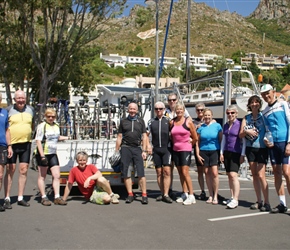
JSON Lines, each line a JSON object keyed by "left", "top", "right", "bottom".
{"left": 0, "top": 166, "right": 289, "bottom": 249}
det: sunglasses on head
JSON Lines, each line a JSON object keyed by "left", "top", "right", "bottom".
{"left": 154, "top": 108, "right": 164, "bottom": 111}
{"left": 168, "top": 99, "right": 177, "bottom": 102}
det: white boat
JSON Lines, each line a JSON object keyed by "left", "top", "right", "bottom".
{"left": 179, "top": 69, "right": 265, "bottom": 122}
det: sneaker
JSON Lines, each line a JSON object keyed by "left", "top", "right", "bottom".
{"left": 3, "top": 199, "right": 12, "bottom": 209}
{"left": 176, "top": 193, "right": 188, "bottom": 203}
{"left": 183, "top": 195, "right": 196, "bottom": 205}
{"left": 162, "top": 195, "right": 173, "bottom": 204}
{"left": 41, "top": 197, "right": 52, "bottom": 206}
{"left": 0, "top": 205, "right": 5, "bottom": 212}
{"left": 227, "top": 199, "right": 238, "bottom": 209}
{"left": 199, "top": 191, "right": 207, "bottom": 201}
{"left": 125, "top": 195, "right": 134, "bottom": 203}
{"left": 271, "top": 203, "right": 288, "bottom": 214}
{"left": 222, "top": 198, "right": 233, "bottom": 205}
{"left": 54, "top": 197, "right": 67, "bottom": 206}
{"left": 17, "top": 199, "right": 30, "bottom": 207}
{"left": 250, "top": 202, "right": 263, "bottom": 210}
{"left": 110, "top": 194, "right": 119, "bottom": 204}
{"left": 260, "top": 203, "right": 271, "bottom": 212}
{"left": 156, "top": 194, "right": 163, "bottom": 202}
{"left": 141, "top": 196, "right": 148, "bottom": 205}
{"left": 112, "top": 193, "right": 120, "bottom": 199}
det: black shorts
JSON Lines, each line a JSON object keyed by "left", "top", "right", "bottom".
{"left": 0, "top": 146, "right": 8, "bottom": 165}
{"left": 200, "top": 150, "right": 219, "bottom": 167}
{"left": 268, "top": 142, "right": 289, "bottom": 165}
{"left": 223, "top": 150, "right": 241, "bottom": 173}
{"left": 172, "top": 151, "right": 191, "bottom": 167}
{"left": 152, "top": 147, "right": 172, "bottom": 168}
{"left": 8, "top": 142, "right": 31, "bottom": 164}
{"left": 120, "top": 146, "right": 144, "bottom": 178}
{"left": 36, "top": 154, "right": 60, "bottom": 168}
{"left": 246, "top": 147, "right": 268, "bottom": 164}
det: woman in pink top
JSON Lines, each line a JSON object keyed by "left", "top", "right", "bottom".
{"left": 170, "top": 103, "right": 198, "bottom": 205}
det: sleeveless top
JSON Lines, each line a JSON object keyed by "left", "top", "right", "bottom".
{"left": 171, "top": 117, "right": 192, "bottom": 152}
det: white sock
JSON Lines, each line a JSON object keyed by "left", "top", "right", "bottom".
{"left": 279, "top": 195, "right": 286, "bottom": 206}
{"left": 184, "top": 192, "right": 188, "bottom": 198}
{"left": 55, "top": 194, "right": 60, "bottom": 199}
{"left": 42, "top": 195, "right": 47, "bottom": 199}
{"left": 5, "top": 197, "right": 10, "bottom": 202}
{"left": 18, "top": 196, "right": 23, "bottom": 201}
{"left": 188, "top": 194, "right": 194, "bottom": 199}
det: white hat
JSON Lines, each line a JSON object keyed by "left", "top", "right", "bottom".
{"left": 260, "top": 84, "right": 273, "bottom": 93}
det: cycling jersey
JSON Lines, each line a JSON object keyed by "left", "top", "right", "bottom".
{"left": 262, "top": 100, "right": 290, "bottom": 143}
{"left": 147, "top": 116, "right": 170, "bottom": 148}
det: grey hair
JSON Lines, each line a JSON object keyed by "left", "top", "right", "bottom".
{"left": 226, "top": 104, "right": 238, "bottom": 113}
{"left": 76, "top": 151, "right": 89, "bottom": 160}
{"left": 154, "top": 101, "right": 165, "bottom": 109}
{"left": 195, "top": 102, "right": 205, "bottom": 109}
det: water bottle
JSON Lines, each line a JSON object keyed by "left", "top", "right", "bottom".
{"left": 264, "top": 131, "right": 274, "bottom": 147}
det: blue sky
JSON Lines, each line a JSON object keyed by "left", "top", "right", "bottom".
{"left": 125, "top": 0, "right": 260, "bottom": 17}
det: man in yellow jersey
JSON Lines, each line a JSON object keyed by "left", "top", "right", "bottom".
{"left": 4, "top": 90, "right": 34, "bottom": 208}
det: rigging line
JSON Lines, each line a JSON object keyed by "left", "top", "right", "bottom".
{"left": 158, "top": 0, "right": 174, "bottom": 79}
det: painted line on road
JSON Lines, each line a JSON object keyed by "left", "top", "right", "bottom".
{"left": 208, "top": 212, "right": 270, "bottom": 221}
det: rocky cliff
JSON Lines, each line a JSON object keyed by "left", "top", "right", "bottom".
{"left": 95, "top": 0, "right": 290, "bottom": 58}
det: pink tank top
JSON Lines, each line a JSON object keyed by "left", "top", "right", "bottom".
{"left": 171, "top": 118, "right": 192, "bottom": 152}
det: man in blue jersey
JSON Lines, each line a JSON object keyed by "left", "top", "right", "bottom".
{"left": 0, "top": 94, "right": 13, "bottom": 211}
{"left": 261, "top": 84, "right": 290, "bottom": 213}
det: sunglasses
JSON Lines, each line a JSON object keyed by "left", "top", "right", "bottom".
{"left": 196, "top": 109, "right": 204, "bottom": 112}
{"left": 154, "top": 108, "right": 164, "bottom": 111}
{"left": 168, "top": 99, "right": 177, "bottom": 102}
{"left": 226, "top": 112, "right": 236, "bottom": 115}
{"left": 46, "top": 116, "right": 56, "bottom": 118}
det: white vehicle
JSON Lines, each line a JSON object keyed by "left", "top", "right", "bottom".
{"left": 31, "top": 139, "right": 138, "bottom": 187}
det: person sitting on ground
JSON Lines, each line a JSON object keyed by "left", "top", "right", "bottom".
{"left": 62, "top": 151, "right": 119, "bottom": 204}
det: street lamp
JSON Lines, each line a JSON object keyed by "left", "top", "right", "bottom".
{"left": 145, "top": 0, "right": 159, "bottom": 103}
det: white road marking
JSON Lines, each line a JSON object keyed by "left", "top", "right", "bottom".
{"left": 208, "top": 212, "right": 270, "bottom": 221}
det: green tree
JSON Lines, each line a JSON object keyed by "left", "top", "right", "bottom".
{"left": 128, "top": 46, "right": 144, "bottom": 56}
{"left": 13, "top": 0, "right": 125, "bottom": 116}
{"left": 231, "top": 50, "right": 246, "bottom": 64}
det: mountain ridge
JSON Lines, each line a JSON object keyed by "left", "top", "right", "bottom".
{"left": 95, "top": 0, "right": 290, "bottom": 60}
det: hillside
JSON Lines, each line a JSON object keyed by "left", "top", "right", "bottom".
{"left": 96, "top": 0, "right": 290, "bottom": 59}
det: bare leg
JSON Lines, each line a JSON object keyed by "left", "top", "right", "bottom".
{"left": 18, "top": 162, "right": 29, "bottom": 198}
{"left": 124, "top": 177, "right": 133, "bottom": 194}
{"left": 37, "top": 166, "right": 48, "bottom": 197}
{"left": 197, "top": 166, "right": 205, "bottom": 192}
{"left": 249, "top": 162, "right": 262, "bottom": 203}
{"left": 177, "top": 166, "right": 187, "bottom": 193}
{"left": 256, "top": 163, "right": 269, "bottom": 204}
{"left": 211, "top": 165, "right": 219, "bottom": 201}
{"left": 163, "top": 166, "right": 171, "bottom": 196}
{"left": 4, "top": 163, "right": 16, "bottom": 199}
{"left": 50, "top": 166, "right": 61, "bottom": 197}
{"left": 0, "top": 165, "right": 4, "bottom": 192}
{"left": 138, "top": 176, "right": 147, "bottom": 194}
{"left": 204, "top": 167, "right": 213, "bottom": 198}
{"left": 282, "top": 163, "right": 290, "bottom": 196}
{"left": 181, "top": 166, "right": 193, "bottom": 195}
{"left": 228, "top": 172, "right": 240, "bottom": 201}
{"left": 155, "top": 168, "right": 163, "bottom": 193}
{"left": 272, "top": 164, "right": 285, "bottom": 196}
